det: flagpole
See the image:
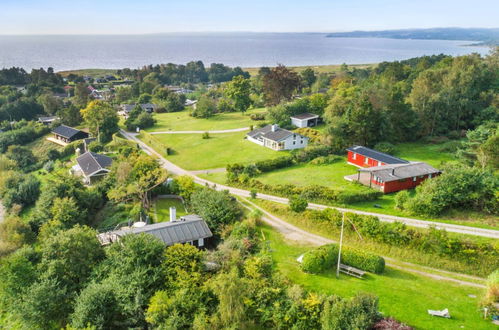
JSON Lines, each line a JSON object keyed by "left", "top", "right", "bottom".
{"left": 336, "top": 212, "right": 345, "bottom": 278}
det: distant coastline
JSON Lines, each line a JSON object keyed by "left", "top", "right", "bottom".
{"left": 326, "top": 27, "right": 499, "bottom": 46}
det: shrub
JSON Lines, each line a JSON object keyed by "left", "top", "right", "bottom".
{"left": 250, "top": 189, "right": 257, "bottom": 199}
{"left": 202, "top": 132, "right": 210, "bottom": 139}
{"left": 374, "top": 142, "right": 395, "bottom": 155}
{"left": 482, "top": 270, "right": 499, "bottom": 318}
{"left": 250, "top": 113, "right": 266, "bottom": 121}
{"left": 301, "top": 244, "right": 385, "bottom": 274}
{"left": 294, "top": 127, "right": 323, "bottom": 143}
{"left": 394, "top": 190, "right": 410, "bottom": 210}
{"left": 294, "top": 145, "right": 333, "bottom": 162}
{"left": 289, "top": 196, "right": 308, "bottom": 213}
{"left": 310, "top": 155, "right": 341, "bottom": 165}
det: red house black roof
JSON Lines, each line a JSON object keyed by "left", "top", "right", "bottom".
{"left": 346, "top": 146, "right": 409, "bottom": 165}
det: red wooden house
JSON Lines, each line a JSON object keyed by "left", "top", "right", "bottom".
{"left": 355, "top": 162, "right": 441, "bottom": 193}
{"left": 345, "top": 146, "right": 441, "bottom": 193}
{"left": 346, "top": 146, "right": 408, "bottom": 168}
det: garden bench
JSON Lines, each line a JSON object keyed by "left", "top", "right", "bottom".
{"left": 428, "top": 308, "right": 450, "bottom": 318}
{"left": 339, "top": 264, "right": 365, "bottom": 278}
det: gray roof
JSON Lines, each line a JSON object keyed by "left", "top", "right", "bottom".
{"left": 358, "top": 162, "right": 440, "bottom": 182}
{"left": 346, "top": 146, "right": 408, "bottom": 164}
{"left": 52, "top": 125, "right": 88, "bottom": 139}
{"left": 247, "top": 124, "right": 306, "bottom": 142}
{"left": 76, "top": 152, "right": 113, "bottom": 177}
{"left": 290, "top": 113, "right": 319, "bottom": 120}
{"left": 112, "top": 215, "right": 212, "bottom": 245}
{"left": 38, "top": 116, "right": 59, "bottom": 122}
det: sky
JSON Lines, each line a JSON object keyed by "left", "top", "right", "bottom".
{"left": 1, "top": 0, "right": 498, "bottom": 35}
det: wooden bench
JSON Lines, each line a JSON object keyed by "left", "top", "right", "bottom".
{"left": 339, "top": 264, "right": 365, "bottom": 278}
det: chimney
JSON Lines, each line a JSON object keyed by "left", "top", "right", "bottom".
{"left": 169, "top": 207, "right": 176, "bottom": 222}
{"left": 271, "top": 124, "right": 278, "bottom": 132}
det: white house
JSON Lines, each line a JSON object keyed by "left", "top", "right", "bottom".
{"left": 290, "top": 113, "right": 320, "bottom": 128}
{"left": 246, "top": 124, "right": 309, "bottom": 151}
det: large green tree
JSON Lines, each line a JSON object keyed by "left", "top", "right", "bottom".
{"left": 225, "top": 75, "right": 252, "bottom": 113}
{"left": 80, "top": 100, "right": 119, "bottom": 142}
{"left": 262, "top": 65, "right": 301, "bottom": 106}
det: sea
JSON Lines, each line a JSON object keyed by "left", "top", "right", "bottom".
{"left": 0, "top": 33, "right": 490, "bottom": 71}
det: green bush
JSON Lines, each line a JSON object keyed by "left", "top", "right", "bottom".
{"left": 202, "top": 132, "right": 210, "bottom": 139}
{"left": 373, "top": 142, "right": 395, "bottom": 155}
{"left": 289, "top": 196, "right": 308, "bottom": 213}
{"left": 301, "top": 244, "right": 385, "bottom": 274}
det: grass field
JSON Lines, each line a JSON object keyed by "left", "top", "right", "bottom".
{"left": 25, "top": 134, "right": 64, "bottom": 160}
{"left": 155, "top": 197, "right": 187, "bottom": 222}
{"left": 260, "top": 224, "right": 489, "bottom": 330}
{"left": 393, "top": 142, "right": 458, "bottom": 167}
{"left": 243, "top": 63, "right": 375, "bottom": 76}
{"left": 256, "top": 160, "right": 364, "bottom": 192}
{"left": 146, "top": 131, "right": 288, "bottom": 170}
{"left": 57, "top": 68, "right": 118, "bottom": 77}
{"left": 146, "top": 108, "right": 267, "bottom": 132}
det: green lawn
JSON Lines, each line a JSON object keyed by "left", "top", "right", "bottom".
{"left": 146, "top": 107, "right": 267, "bottom": 132}
{"left": 260, "top": 225, "right": 490, "bottom": 330}
{"left": 148, "top": 131, "right": 288, "bottom": 170}
{"left": 256, "top": 161, "right": 365, "bottom": 193}
{"left": 393, "top": 142, "right": 458, "bottom": 167}
{"left": 155, "top": 198, "right": 187, "bottom": 222}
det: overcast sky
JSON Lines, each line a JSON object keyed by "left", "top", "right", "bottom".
{"left": 1, "top": 0, "right": 498, "bottom": 35}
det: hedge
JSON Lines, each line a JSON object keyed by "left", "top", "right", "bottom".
{"left": 0, "top": 123, "right": 50, "bottom": 152}
{"left": 301, "top": 244, "right": 385, "bottom": 274}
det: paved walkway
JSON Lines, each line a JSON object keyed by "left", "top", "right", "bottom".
{"left": 121, "top": 129, "right": 499, "bottom": 239}
{"left": 189, "top": 168, "right": 226, "bottom": 175}
{"left": 240, "top": 197, "right": 486, "bottom": 288}
{"left": 149, "top": 127, "right": 249, "bottom": 134}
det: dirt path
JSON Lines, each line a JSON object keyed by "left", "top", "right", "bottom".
{"left": 240, "top": 197, "right": 486, "bottom": 289}
{"left": 121, "top": 129, "right": 499, "bottom": 239}
{"left": 149, "top": 127, "right": 249, "bottom": 134}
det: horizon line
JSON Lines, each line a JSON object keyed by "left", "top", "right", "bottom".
{"left": 1, "top": 26, "right": 498, "bottom": 37}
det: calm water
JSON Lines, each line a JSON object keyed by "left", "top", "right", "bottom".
{"left": 0, "top": 33, "right": 490, "bottom": 71}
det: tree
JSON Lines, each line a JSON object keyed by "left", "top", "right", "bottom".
{"left": 262, "top": 65, "right": 301, "bottom": 106}
{"left": 38, "top": 226, "right": 105, "bottom": 293}
{"left": 191, "top": 96, "right": 216, "bottom": 118}
{"left": 0, "top": 216, "right": 35, "bottom": 256}
{"left": 300, "top": 68, "right": 316, "bottom": 88}
{"left": 38, "top": 93, "right": 63, "bottom": 115}
{"left": 20, "top": 278, "right": 70, "bottom": 328}
{"left": 0, "top": 172, "right": 40, "bottom": 209}
{"left": 5, "top": 145, "right": 37, "bottom": 172}
{"left": 57, "top": 104, "right": 83, "bottom": 126}
{"left": 74, "top": 82, "right": 91, "bottom": 109}
{"left": 51, "top": 196, "right": 86, "bottom": 228}
{"left": 107, "top": 152, "right": 168, "bottom": 211}
{"left": 80, "top": 100, "right": 119, "bottom": 143}
{"left": 70, "top": 281, "right": 124, "bottom": 330}
{"left": 225, "top": 75, "right": 252, "bottom": 113}
{"left": 190, "top": 188, "right": 242, "bottom": 235}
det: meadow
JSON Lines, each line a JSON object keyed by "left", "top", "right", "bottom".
{"left": 260, "top": 224, "right": 489, "bottom": 330}
{"left": 144, "top": 131, "right": 288, "bottom": 170}
{"left": 146, "top": 108, "right": 266, "bottom": 132}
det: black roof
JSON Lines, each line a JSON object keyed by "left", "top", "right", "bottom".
{"left": 76, "top": 152, "right": 113, "bottom": 177}
{"left": 346, "top": 146, "right": 409, "bottom": 164}
{"left": 52, "top": 125, "right": 86, "bottom": 139}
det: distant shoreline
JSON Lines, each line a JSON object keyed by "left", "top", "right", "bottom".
{"left": 57, "top": 63, "right": 375, "bottom": 77}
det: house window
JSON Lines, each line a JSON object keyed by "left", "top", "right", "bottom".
{"left": 293, "top": 141, "right": 296, "bottom": 145}
{"left": 352, "top": 153, "right": 357, "bottom": 160}
{"left": 413, "top": 177, "right": 417, "bottom": 182}
{"left": 365, "top": 157, "right": 369, "bottom": 164}
{"left": 429, "top": 174, "right": 432, "bottom": 178}
{"left": 378, "top": 161, "right": 382, "bottom": 166}
{"left": 300, "top": 139, "right": 303, "bottom": 144}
